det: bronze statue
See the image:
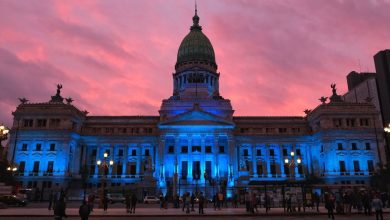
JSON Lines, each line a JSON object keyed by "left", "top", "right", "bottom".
{"left": 65, "top": 97, "right": 73, "bottom": 104}
{"left": 56, "top": 84, "right": 63, "bottom": 96}
{"left": 304, "top": 109, "right": 311, "bottom": 115}
{"left": 331, "top": 83, "right": 337, "bottom": 95}
{"left": 18, "top": 97, "right": 29, "bottom": 104}
{"left": 319, "top": 96, "right": 328, "bottom": 104}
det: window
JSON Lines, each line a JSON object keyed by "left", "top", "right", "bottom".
{"left": 130, "top": 163, "right": 136, "bottom": 175}
{"left": 23, "top": 119, "right": 33, "bottom": 127}
{"left": 19, "top": 161, "right": 25, "bottom": 174}
{"left": 283, "top": 149, "right": 288, "bottom": 156}
{"left": 219, "top": 146, "right": 225, "bottom": 153}
{"left": 144, "top": 149, "right": 150, "bottom": 156}
{"left": 279, "top": 128, "right": 287, "bottom": 133}
{"left": 118, "top": 149, "right": 124, "bottom": 157}
{"left": 257, "top": 164, "right": 263, "bottom": 175}
{"left": 256, "top": 149, "right": 261, "bottom": 156}
{"left": 33, "top": 161, "right": 40, "bottom": 173}
{"left": 181, "top": 146, "right": 188, "bottom": 153}
{"left": 168, "top": 146, "right": 174, "bottom": 154}
{"left": 292, "top": 128, "right": 301, "bottom": 133}
{"left": 346, "top": 118, "right": 356, "bottom": 127}
{"left": 333, "top": 119, "right": 342, "bottom": 127}
{"left": 192, "top": 161, "right": 200, "bottom": 179}
{"left": 353, "top": 160, "right": 360, "bottom": 172}
{"left": 47, "top": 161, "right": 54, "bottom": 174}
{"left": 284, "top": 164, "right": 290, "bottom": 176}
{"left": 91, "top": 149, "right": 97, "bottom": 157}
{"left": 121, "top": 128, "right": 127, "bottom": 133}
{"left": 352, "top": 143, "right": 357, "bottom": 150}
{"left": 131, "top": 150, "right": 137, "bottom": 156}
{"left": 240, "top": 128, "right": 249, "bottom": 133}
{"left": 296, "top": 149, "right": 301, "bottom": 156}
{"left": 50, "top": 119, "right": 61, "bottom": 127}
{"left": 243, "top": 149, "right": 249, "bottom": 156}
{"left": 37, "top": 119, "right": 47, "bottom": 127}
{"left": 205, "top": 161, "right": 212, "bottom": 178}
{"left": 49, "top": 144, "right": 55, "bottom": 151}
{"left": 360, "top": 118, "right": 369, "bottom": 126}
{"left": 269, "top": 149, "right": 275, "bottom": 157}
{"left": 367, "top": 160, "right": 374, "bottom": 173}
{"left": 35, "top": 144, "right": 42, "bottom": 151}
{"left": 181, "top": 161, "right": 188, "bottom": 179}
{"left": 365, "top": 143, "right": 371, "bottom": 150}
{"left": 192, "top": 146, "right": 201, "bottom": 152}
{"left": 205, "top": 146, "right": 212, "bottom": 153}
{"left": 337, "top": 143, "right": 343, "bottom": 150}
{"left": 89, "top": 165, "right": 95, "bottom": 175}
{"left": 21, "top": 144, "right": 28, "bottom": 151}
{"left": 339, "top": 161, "right": 346, "bottom": 173}
{"left": 298, "top": 164, "right": 303, "bottom": 174}
{"left": 320, "top": 145, "right": 324, "bottom": 153}
{"left": 270, "top": 164, "right": 276, "bottom": 175}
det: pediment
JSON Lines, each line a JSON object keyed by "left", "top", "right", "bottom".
{"left": 159, "top": 108, "right": 234, "bottom": 128}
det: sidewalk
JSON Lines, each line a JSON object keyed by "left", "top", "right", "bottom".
{"left": 1, "top": 206, "right": 390, "bottom": 217}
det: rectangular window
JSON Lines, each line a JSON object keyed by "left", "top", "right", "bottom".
{"left": 130, "top": 163, "right": 136, "bottom": 175}
{"left": 367, "top": 160, "right": 374, "bottom": 173}
{"left": 283, "top": 149, "right": 288, "bottom": 156}
{"left": 89, "top": 165, "right": 95, "bottom": 175}
{"left": 47, "top": 161, "right": 54, "bottom": 173}
{"left": 333, "top": 118, "right": 342, "bottom": 127}
{"left": 33, "top": 161, "right": 40, "bottom": 173}
{"left": 116, "top": 162, "right": 123, "bottom": 175}
{"left": 205, "top": 146, "right": 212, "bottom": 153}
{"left": 219, "top": 146, "right": 225, "bottom": 153}
{"left": 21, "top": 144, "right": 28, "bottom": 151}
{"left": 205, "top": 161, "right": 212, "bottom": 179}
{"left": 278, "top": 128, "right": 287, "bottom": 133}
{"left": 181, "top": 146, "right": 188, "bottom": 153}
{"left": 352, "top": 143, "right": 357, "bottom": 150}
{"left": 243, "top": 149, "right": 249, "bottom": 156}
{"left": 144, "top": 149, "right": 150, "bottom": 156}
{"left": 23, "top": 119, "right": 33, "bottom": 127}
{"left": 49, "top": 144, "right": 55, "bottom": 151}
{"left": 339, "top": 161, "right": 346, "bottom": 173}
{"left": 284, "top": 164, "right": 290, "bottom": 176}
{"left": 269, "top": 149, "right": 275, "bottom": 156}
{"left": 191, "top": 146, "right": 201, "bottom": 152}
{"left": 346, "top": 118, "right": 356, "bottom": 127}
{"left": 19, "top": 161, "right": 25, "bottom": 174}
{"left": 256, "top": 163, "right": 263, "bottom": 175}
{"left": 36, "top": 144, "right": 42, "bottom": 151}
{"left": 337, "top": 143, "right": 343, "bottom": 150}
{"left": 256, "top": 149, "right": 261, "bottom": 156}
{"left": 49, "top": 119, "right": 61, "bottom": 127}
{"left": 92, "top": 149, "right": 97, "bottom": 157}
{"left": 37, "top": 119, "right": 47, "bottom": 127}
{"left": 270, "top": 164, "right": 276, "bottom": 175}
{"left": 131, "top": 149, "right": 136, "bottom": 156}
{"left": 192, "top": 161, "right": 200, "bottom": 179}
{"left": 181, "top": 161, "right": 188, "bottom": 179}
{"left": 353, "top": 160, "right": 360, "bottom": 172}
{"left": 245, "top": 160, "right": 250, "bottom": 171}
{"left": 118, "top": 149, "right": 123, "bottom": 156}
{"left": 365, "top": 143, "right": 371, "bottom": 150}
{"left": 168, "top": 146, "right": 174, "bottom": 154}
{"left": 360, "top": 118, "right": 369, "bottom": 126}
{"left": 296, "top": 149, "right": 301, "bottom": 156}
{"left": 298, "top": 164, "right": 303, "bottom": 174}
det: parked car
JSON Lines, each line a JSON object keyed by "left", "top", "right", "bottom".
{"left": 0, "top": 195, "right": 27, "bottom": 207}
{"left": 107, "top": 193, "right": 125, "bottom": 204}
{"left": 17, "top": 188, "right": 32, "bottom": 201}
{"left": 143, "top": 196, "right": 159, "bottom": 204}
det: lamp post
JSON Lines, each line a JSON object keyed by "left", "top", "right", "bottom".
{"left": 96, "top": 152, "right": 113, "bottom": 208}
{"left": 0, "top": 125, "right": 10, "bottom": 160}
{"left": 284, "top": 151, "right": 303, "bottom": 211}
{"left": 204, "top": 171, "right": 208, "bottom": 197}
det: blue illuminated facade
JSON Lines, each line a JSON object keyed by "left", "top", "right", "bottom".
{"left": 7, "top": 9, "right": 385, "bottom": 199}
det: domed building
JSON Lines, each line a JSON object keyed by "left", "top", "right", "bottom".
{"left": 7, "top": 7, "right": 384, "bottom": 202}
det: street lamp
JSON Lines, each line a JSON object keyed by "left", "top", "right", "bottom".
{"left": 0, "top": 125, "right": 10, "bottom": 153}
{"left": 96, "top": 152, "right": 114, "bottom": 208}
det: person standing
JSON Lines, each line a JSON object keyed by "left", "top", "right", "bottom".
{"left": 125, "top": 194, "right": 131, "bottom": 213}
{"left": 103, "top": 195, "right": 108, "bottom": 212}
{"left": 198, "top": 192, "right": 205, "bottom": 214}
{"left": 130, "top": 193, "right": 137, "bottom": 214}
{"left": 87, "top": 193, "right": 95, "bottom": 212}
{"left": 48, "top": 190, "right": 54, "bottom": 210}
{"left": 325, "top": 193, "right": 335, "bottom": 220}
{"left": 314, "top": 192, "right": 320, "bottom": 212}
{"left": 79, "top": 200, "right": 91, "bottom": 220}
{"left": 372, "top": 194, "right": 383, "bottom": 220}
{"left": 185, "top": 192, "right": 191, "bottom": 214}
{"left": 54, "top": 196, "right": 67, "bottom": 220}
{"left": 190, "top": 193, "right": 195, "bottom": 211}
{"left": 233, "top": 193, "right": 238, "bottom": 208}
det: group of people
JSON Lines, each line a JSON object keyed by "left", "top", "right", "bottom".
{"left": 244, "top": 192, "right": 271, "bottom": 214}
{"left": 180, "top": 191, "right": 205, "bottom": 214}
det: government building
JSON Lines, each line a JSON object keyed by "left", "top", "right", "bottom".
{"left": 7, "top": 9, "right": 388, "bottom": 201}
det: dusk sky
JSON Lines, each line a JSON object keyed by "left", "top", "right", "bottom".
{"left": 1, "top": 0, "right": 390, "bottom": 127}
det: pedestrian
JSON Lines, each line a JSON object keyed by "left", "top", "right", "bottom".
{"left": 233, "top": 193, "right": 238, "bottom": 208}
{"left": 103, "top": 195, "right": 108, "bottom": 212}
{"left": 372, "top": 194, "right": 383, "bottom": 220}
{"left": 245, "top": 192, "right": 250, "bottom": 212}
{"left": 54, "top": 196, "right": 67, "bottom": 220}
{"left": 325, "top": 193, "right": 335, "bottom": 220}
{"left": 48, "top": 190, "right": 54, "bottom": 210}
{"left": 130, "top": 193, "right": 137, "bottom": 214}
{"left": 314, "top": 192, "right": 320, "bottom": 212}
{"left": 159, "top": 194, "right": 164, "bottom": 209}
{"left": 125, "top": 194, "right": 131, "bottom": 213}
{"left": 213, "top": 193, "right": 217, "bottom": 210}
{"left": 198, "top": 192, "right": 205, "bottom": 214}
{"left": 185, "top": 192, "right": 190, "bottom": 214}
{"left": 363, "top": 192, "right": 370, "bottom": 216}
{"left": 88, "top": 193, "right": 95, "bottom": 212}
{"left": 182, "top": 192, "right": 186, "bottom": 212}
{"left": 251, "top": 192, "right": 258, "bottom": 213}
{"left": 287, "top": 196, "right": 292, "bottom": 213}
{"left": 79, "top": 200, "right": 91, "bottom": 220}
{"left": 217, "top": 191, "right": 223, "bottom": 210}
{"left": 191, "top": 193, "right": 195, "bottom": 211}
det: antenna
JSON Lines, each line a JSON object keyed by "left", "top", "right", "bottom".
{"left": 195, "top": 0, "right": 198, "bottom": 15}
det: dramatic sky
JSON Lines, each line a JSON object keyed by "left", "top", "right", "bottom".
{"left": 1, "top": 0, "right": 390, "bottom": 126}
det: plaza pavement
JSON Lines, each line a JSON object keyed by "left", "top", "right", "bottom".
{"left": 1, "top": 205, "right": 390, "bottom": 218}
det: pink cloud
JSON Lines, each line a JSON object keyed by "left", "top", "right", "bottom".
{"left": 0, "top": 0, "right": 390, "bottom": 126}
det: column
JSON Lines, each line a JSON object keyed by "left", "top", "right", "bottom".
{"left": 251, "top": 144, "right": 256, "bottom": 177}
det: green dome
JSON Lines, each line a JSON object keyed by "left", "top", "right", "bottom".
{"left": 175, "top": 11, "right": 217, "bottom": 72}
